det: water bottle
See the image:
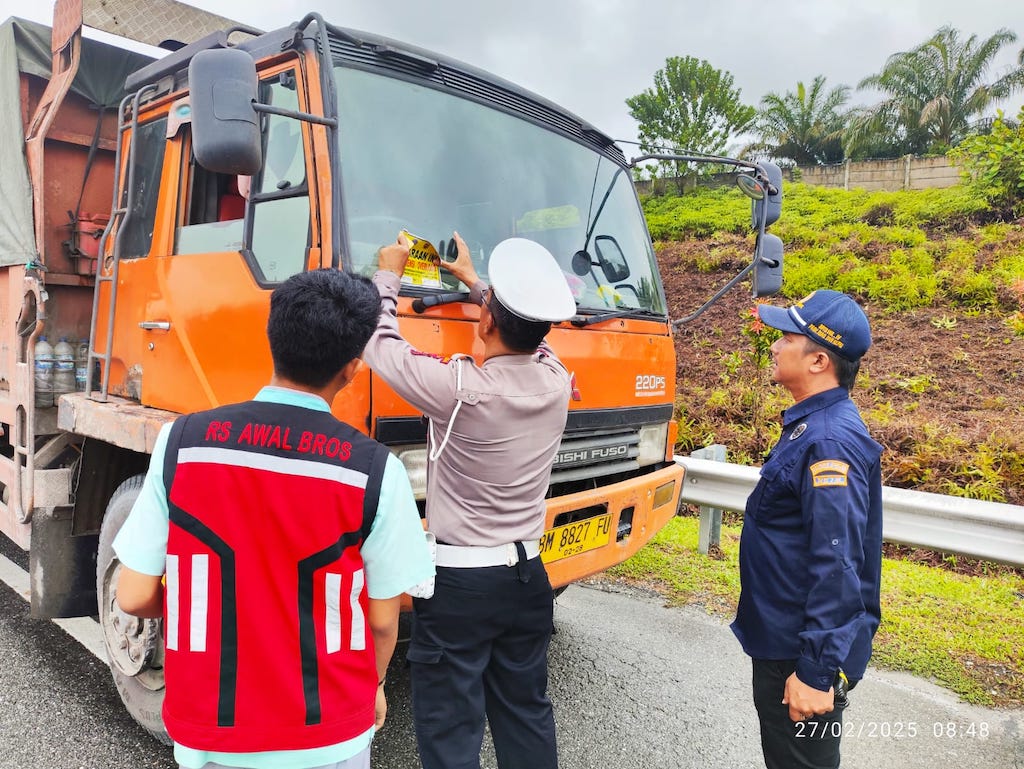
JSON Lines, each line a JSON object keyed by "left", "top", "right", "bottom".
{"left": 34, "top": 336, "right": 54, "bottom": 408}
{"left": 75, "top": 339, "right": 90, "bottom": 391}
{"left": 53, "top": 337, "right": 76, "bottom": 399}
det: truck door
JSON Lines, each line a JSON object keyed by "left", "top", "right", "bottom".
{"left": 113, "top": 65, "right": 365, "bottom": 423}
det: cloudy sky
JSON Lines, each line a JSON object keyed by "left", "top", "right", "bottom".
{"left": 4, "top": 0, "right": 1023, "bottom": 154}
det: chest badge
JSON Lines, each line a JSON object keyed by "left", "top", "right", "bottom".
{"left": 789, "top": 423, "right": 807, "bottom": 440}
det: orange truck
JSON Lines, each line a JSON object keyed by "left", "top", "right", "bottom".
{"left": 0, "top": 0, "right": 782, "bottom": 740}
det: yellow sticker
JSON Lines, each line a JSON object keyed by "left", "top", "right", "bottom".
{"left": 810, "top": 459, "right": 849, "bottom": 488}
{"left": 399, "top": 230, "right": 442, "bottom": 288}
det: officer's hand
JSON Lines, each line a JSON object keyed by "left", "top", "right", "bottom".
{"left": 378, "top": 234, "right": 412, "bottom": 277}
{"left": 374, "top": 685, "right": 388, "bottom": 731}
{"left": 782, "top": 672, "right": 834, "bottom": 723}
{"left": 444, "top": 231, "right": 480, "bottom": 288}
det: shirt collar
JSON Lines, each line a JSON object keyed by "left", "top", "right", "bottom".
{"left": 255, "top": 385, "right": 331, "bottom": 412}
{"left": 781, "top": 386, "right": 849, "bottom": 426}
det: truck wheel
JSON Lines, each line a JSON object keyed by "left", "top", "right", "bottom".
{"left": 96, "top": 474, "right": 170, "bottom": 745}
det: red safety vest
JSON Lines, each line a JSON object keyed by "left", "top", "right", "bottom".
{"left": 160, "top": 401, "right": 388, "bottom": 752}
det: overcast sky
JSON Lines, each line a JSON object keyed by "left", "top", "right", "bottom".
{"left": 4, "top": 0, "right": 1023, "bottom": 155}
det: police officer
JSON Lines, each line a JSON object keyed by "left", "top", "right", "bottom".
{"left": 363, "top": 231, "right": 575, "bottom": 769}
{"left": 731, "top": 290, "right": 884, "bottom": 769}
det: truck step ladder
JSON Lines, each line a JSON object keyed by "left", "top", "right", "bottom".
{"left": 85, "top": 84, "right": 159, "bottom": 402}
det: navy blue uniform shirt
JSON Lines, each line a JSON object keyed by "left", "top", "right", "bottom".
{"left": 731, "top": 387, "right": 883, "bottom": 692}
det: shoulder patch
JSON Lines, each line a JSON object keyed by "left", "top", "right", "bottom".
{"left": 410, "top": 350, "right": 453, "bottom": 364}
{"left": 810, "top": 459, "right": 850, "bottom": 488}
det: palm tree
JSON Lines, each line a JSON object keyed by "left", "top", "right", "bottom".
{"left": 747, "top": 76, "right": 849, "bottom": 165}
{"left": 848, "top": 26, "right": 1024, "bottom": 158}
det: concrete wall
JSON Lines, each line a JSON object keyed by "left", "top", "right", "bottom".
{"left": 797, "top": 156, "right": 962, "bottom": 191}
{"left": 634, "top": 156, "right": 962, "bottom": 195}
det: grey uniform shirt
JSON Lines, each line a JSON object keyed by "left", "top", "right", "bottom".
{"left": 363, "top": 270, "right": 572, "bottom": 547}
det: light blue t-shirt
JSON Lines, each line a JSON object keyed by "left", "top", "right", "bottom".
{"left": 113, "top": 386, "right": 434, "bottom": 769}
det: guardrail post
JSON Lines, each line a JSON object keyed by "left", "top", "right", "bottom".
{"left": 691, "top": 444, "right": 727, "bottom": 554}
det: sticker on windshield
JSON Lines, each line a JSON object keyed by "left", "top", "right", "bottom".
{"left": 399, "top": 230, "right": 442, "bottom": 288}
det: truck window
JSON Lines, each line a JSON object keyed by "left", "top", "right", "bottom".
{"left": 119, "top": 117, "right": 168, "bottom": 258}
{"left": 248, "top": 74, "right": 310, "bottom": 284}
{"left": 175, "top": 72, "right": 310, "bottom": 285}
{"left": 333, "top": 66, "right": 666, "bottom": 315}
{"left": 175, "top": 156, "right": 246, "bottom": 255}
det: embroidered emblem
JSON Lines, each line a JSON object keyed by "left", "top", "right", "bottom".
{"left": 810, "top": 459, "right": 850, "bottom": 488}
{"left": 807, "top": 322, "right": 844, "bottom": 349}
{"left": 410, "top": 350, "right": 453, "bottom": 365}
{"left": 789, "top": 423, "right": 807, "bottom": 440}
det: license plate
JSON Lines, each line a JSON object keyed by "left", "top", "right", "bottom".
{"left": 539, "top": 513, "right": 613, "bottom": 563}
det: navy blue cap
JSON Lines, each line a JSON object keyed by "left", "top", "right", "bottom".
{"left": 758, "top": 290, "right": 871, "bottom": 361}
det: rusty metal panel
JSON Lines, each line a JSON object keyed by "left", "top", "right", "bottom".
{"left": 0, "top": 502, "right": 31, "bottom": 549}
{"left": 51, "top": 0, "right": 84, "bottom": 54}
{"left": 83, "top": 0, "right": 257, "bottom": 48}
{"left": 57, "top": 392, "right": 178, "bottom": 454}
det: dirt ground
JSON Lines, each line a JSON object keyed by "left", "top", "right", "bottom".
{"left": 656, "top": 241, "right": 1024, "bottom": 509}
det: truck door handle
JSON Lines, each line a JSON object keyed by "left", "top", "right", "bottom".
{"left": 139, "top": 321, "right": 171, "bottom": 331}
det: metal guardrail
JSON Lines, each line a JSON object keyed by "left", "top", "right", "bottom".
{"left": 674, "top": 455, "right": 1024, "bottom": 568}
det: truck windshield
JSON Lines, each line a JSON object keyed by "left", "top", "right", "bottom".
{"left": 334, "top": 66, "right": 665, "bottom": 315}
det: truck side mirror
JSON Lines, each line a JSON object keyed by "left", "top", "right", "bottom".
{"left": 188, "top": 49, "right": 262, "bottom": 175}
{"left": 752, "top": 233, "right": 783, "bottom": 297}
{"left": 594, "top": 235, "right": 630, "bottom": 283}
{"left": 751, "top": 161, "right": 783, "bottom": 230}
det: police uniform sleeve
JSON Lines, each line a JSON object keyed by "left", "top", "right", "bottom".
{"left": 111, "top": 423, "right": 174, "bottom": 577}
{"left": 362, "top": 270, "right": 460, "bottom": 422}
{"left": 361, "top": 453, "right": 435, "bottom": 599}
{"left": 794, "top": 440, "right": 873, "bottom": 691}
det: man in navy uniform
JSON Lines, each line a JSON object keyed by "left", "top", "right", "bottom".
{"left": 364, "top": 232, "right": 576, "bottom": 769}
{"left": 731, "top": 289, "right": 883, "bottom": 769}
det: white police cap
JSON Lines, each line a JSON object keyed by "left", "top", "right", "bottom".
{"left": 488, "top": 238, "right": 577, "bottom": 322}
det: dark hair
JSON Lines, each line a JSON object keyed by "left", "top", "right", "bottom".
{"left": 804, "top": 337, "right": 861, "bottom": 390}
{"left": 488, "top": 293, "right": 551, "bottom": 352}
{"left": 267, "top": 269, "right": 380, "bottom": 387}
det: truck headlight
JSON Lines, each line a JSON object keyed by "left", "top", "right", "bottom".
{"left": 637, "top": 423, "right": 669, "bottom": 467}
{"left": 395, "top": 446, "right": 428, "bottom": 500}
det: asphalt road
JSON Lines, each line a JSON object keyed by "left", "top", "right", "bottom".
{"left": 1, "top": 547, "right": 1022, "bottom": 769}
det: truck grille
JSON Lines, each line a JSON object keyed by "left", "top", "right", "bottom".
{"left": 550, "top": 428, "right": 640, "bottom": 484}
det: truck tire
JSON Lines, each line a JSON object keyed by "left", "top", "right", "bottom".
{"left": 96, "top": 474, "right": 171, "bottom": 745}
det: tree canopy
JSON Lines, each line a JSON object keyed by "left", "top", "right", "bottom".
{"left": 626, "top": 56, "right": 755, "bottom": 179}
{"left": 847, "top": 26, "right": 1024, "bottom": 158}
{"left": 746, "top": 76, "right": 849, "bottom": 165}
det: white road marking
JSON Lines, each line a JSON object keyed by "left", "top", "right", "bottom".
{"left": 0, "top": 551, "right": 108, "bottom": 663}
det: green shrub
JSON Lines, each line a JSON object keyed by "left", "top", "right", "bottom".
{"left": 950, "top": 108, "right": 1024, "bottom": 217}
{"left": 647, "top": 182, "right": 1013, "bottom": 310}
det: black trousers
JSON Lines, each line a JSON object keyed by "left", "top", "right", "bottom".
{"left": 407, "top": 557, "right": 558, "bottom": 769}
{"left": 752, "top": 659, "right": 848, "bottom": 769}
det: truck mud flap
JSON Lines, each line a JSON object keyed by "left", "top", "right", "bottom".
{"left": 30, "top": 507, "right": 98, "bottom": 618}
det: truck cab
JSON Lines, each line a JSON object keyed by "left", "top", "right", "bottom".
{"left": 71, "top": 14, "right": 688, "bottom": 588}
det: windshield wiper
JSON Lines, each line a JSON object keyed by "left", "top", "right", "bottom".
{"left": 411, "top": 292, "right": 470, "bottom": 313}
{"left": 570, "top": 308, "right": 664, "bottom": 327}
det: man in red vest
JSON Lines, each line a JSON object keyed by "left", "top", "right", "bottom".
{"left": 114, "top": 269, "right": 434, "bottom": 769}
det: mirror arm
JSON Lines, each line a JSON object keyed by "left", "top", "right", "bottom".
{"left": 630, "top": 153, "right": 755, "bottom": 172}
{"left": 671, "top": 261, "right": 756, "bottom": 328}
{"left": 630, "top": 153, "right": 777, "bottom": 193}
{"left": 252, "top": 102, "right": 338, "bottom": 127}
